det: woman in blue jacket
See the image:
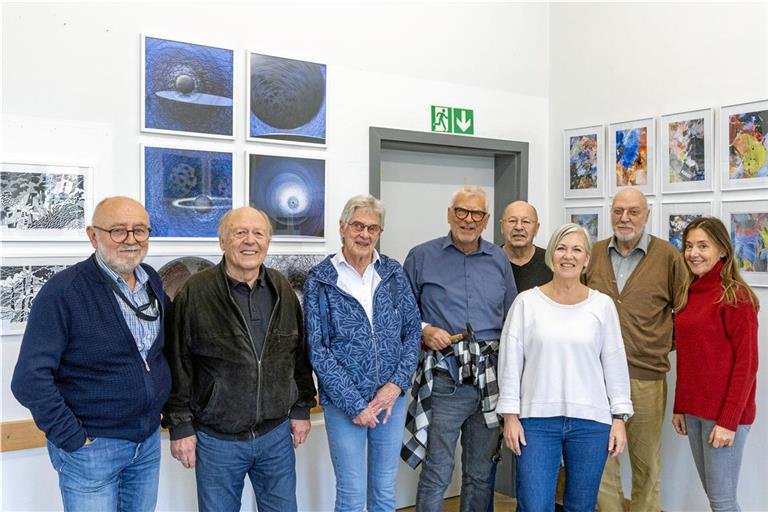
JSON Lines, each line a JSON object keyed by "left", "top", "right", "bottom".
{"left": 304, "top": 195, "right": 422, "bottom": 512}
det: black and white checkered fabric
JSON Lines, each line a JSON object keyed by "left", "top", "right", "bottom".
{"left": 401, "top": 339, "right": 500, "bottom": 469}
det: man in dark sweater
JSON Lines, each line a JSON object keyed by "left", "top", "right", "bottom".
{"left": 11, "top": 196, "right": 171, "bottom": 512}
{"left": 163, "top": 207, "right": 317, "bottom": 512}
{"left": 491, "top": 200, "right": 553, "bottom": 509}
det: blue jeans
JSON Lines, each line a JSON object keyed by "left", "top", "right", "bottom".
{"left": 46, "top": 428, "right": 160, "bottom": 512}
{"left": 685, "top": 415, "right": 750, "bottom": 512}
{"left": 195, "top": 419, "right": 297, "bottom": 512}
{"left": 416, "top": 372, "right": 499, "bottom": 512}
{"left": 516, "top": 417, "right": 610, "bottom": 512}
{"left": 324, "top": 395, "right": 407, "bottom": 511}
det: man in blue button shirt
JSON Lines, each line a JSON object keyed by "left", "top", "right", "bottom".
{"left": 402, "top": 186, "right": 517, "bottom": 512}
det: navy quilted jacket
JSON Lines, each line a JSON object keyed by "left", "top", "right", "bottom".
{"left": 304, "top": 254, "right": 422, "bottom": 417}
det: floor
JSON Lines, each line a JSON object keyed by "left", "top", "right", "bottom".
{"left": 398, "top": 493, "right": 517, "bottom": 511}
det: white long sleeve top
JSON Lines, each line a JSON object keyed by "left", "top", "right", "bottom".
{"left": 496, "top": 287, "right": 633, "bottom": 425}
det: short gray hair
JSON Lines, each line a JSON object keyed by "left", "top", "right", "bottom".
{"left": 217, "top": 207, "right": 273, "bottom": 242}
{"left": 544, "top": 223, "right": 592, "bottom": 271}
{"left": 339, "top": 195, "right": 385, "bottom": 229}
{"left": 450, "top": 186, "right": 488, "bottom": 210}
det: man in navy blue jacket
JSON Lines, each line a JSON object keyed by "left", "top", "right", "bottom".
{"left": 12, "top": 196, "right": 171, "bottom": 512}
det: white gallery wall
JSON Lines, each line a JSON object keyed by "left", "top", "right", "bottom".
{"left": 2, "top": 1, "right": 768, "bottom": 511}
{"left": 548, "top": 3, "right": 768, "bottom": 510}
{"left": 1, "top": 2, "right": 550, "bottom": 511}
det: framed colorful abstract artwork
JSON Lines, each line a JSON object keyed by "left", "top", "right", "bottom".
{"left": 1, "top": 256, "right": 81, "bottom": 335}
{"left": 563, "top": 125, "right": 604, "bottom": 199}
{"left": 565, "top": 205, "right": 605, "bottom": 243}
{"left": 660, "top": 201, "right": 713, "bottom": 252}
{"left": 142, "top": 35, "right": 234, "bottom": 139}
{"left": 246, "top": 152, "right": 325, "bottom": 241}
{"left": 608, "top": 118, "right": 655, "bottom": 196}
{"left": 720, "top": 100, "right": 768, "bottom": 191}
{"left": 660, "top": 109, "right": 713, "bottom": 193}
{"left": 1, "top": 161, "right": 93, "bottom": 241}
{"left": 721, "top": 200, "right": 768, "bottom": 286}
{"left": 247, "top": 52, "right": 327, "bottom": 145}
{"left": 142, "top": 145, "right": 233, "bottom": 240}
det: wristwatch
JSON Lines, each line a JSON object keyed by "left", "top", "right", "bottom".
{"left": 612, "top": 413, "right": 630, "bottom": 422}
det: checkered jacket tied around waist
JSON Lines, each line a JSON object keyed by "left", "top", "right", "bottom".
{"left": 400, "top": 338, "right": 500, "bottom": 469}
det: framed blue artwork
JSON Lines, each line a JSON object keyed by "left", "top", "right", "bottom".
{"left": 142, "top": 145, "right": 233, "bottom": 240}
{"left": 246, "top": 152, "right": 325, "bottom": 240}
{"left": 247, "top": 52, "right": 326, "bottom": 145}
{"left": 142, "top": 35, "right": 234, "bottom": 139}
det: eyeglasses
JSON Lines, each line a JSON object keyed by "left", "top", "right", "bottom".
{"left": 93, "top": 225, "right": 151, "bottom": 243}
{"left": 453, "top": 207, "right": 487, "bottom": 222}
{"left": 503, "top": 217, "right": 535, "bottom": 227}
{"left": 348, "top": 221, "right": 382, "bottom": 235}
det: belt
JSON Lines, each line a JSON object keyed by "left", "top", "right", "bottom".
{"left": 195, "top": 417, "right": 285, "bottom": 441}
{"left": 433, "top": 367, "right": 474, "bottom": 385}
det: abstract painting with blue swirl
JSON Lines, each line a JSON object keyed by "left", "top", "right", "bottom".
{"left": 144, "top": 36, "right": 234, "bottom": 138}
{"left": 248, "top": 154, "right": 325, "bottom": 239}
{"left": 248, "top": 53, "right": 326, "bottom": 144}
{"left": 144, "top": 146, "right": 233, "bottom": 238}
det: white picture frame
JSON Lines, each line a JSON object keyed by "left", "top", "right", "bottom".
{"left": 659, "top": 108, "right": 714, "bottom": 193}
{"left": 244, "top": 150, "right": 326, "bottom": 242}
{"left": 564, "top": 205, "right": 606, "bottom": 243}
{"left": 246, "top": 51, "right": 327, "bottom": 147}
{"left": 1, "top": 161, "right": 94, "bottom": 241}
{"left": 719, "top": 99, "right": 768, "bottom": 191}
{"left": 563, "top": 125, "right": 604, "bottom": 199}
{"left": 720, "top": 199, "right": 768, "bottom": 287}
{"left": 141, "top": 34, "right": 235, "bottom": 140}
{"left": 141, "top": 143, "right": 234, "bottom": 241}
{"left": 608, "top": 117, "right": 655, "bottom": 196}
{"left": 660, "top": 201, "right": 713, "bottom": 253}
{"left": 0, "top": 255, "right": 84, "bottom": 335}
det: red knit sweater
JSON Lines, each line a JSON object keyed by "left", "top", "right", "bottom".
{"left": 673, "top": 260, "right": 759, "bottom": 431}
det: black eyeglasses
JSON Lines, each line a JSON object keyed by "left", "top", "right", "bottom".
{"left": 93, "top": 225, "right": 151, "bottom": 243}
{"left": 453, "top": 207, "right": 487, "bottom": 222}
{"left": 348, "top": 221, "right": 382, "bottom": 235}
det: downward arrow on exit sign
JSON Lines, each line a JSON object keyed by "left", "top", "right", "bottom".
{"left": 454, "top": 109, "right": 473, "bottom": 134}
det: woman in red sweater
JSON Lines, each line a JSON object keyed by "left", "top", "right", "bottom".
{"left": 672, "top": 217, "right": 759, "bottom": 511}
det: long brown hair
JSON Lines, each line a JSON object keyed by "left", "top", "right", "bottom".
{"left": 676, "top": 217, "right": 760, "bottom": 311}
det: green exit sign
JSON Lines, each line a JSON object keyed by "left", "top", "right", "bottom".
{"left": 431, "top": 105, "right": 474, "bottom": 135}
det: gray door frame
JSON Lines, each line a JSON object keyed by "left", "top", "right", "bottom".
{"left": 369, "top": 127, "right": 529, "bottom": 244}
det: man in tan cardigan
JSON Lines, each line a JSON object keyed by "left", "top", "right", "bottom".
{"left": 586, "top": 188, "right": 686, "bottom": 512}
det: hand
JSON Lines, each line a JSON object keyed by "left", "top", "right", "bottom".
{"left": 82, "top": 437, "right": 94, "bottom": 447}
{"left": 672, "top": 414, "right": 687, "bottom": 435}
{"left": 422, "top": 325, "right": 453, "bottom": 351}
{"left": 290, "top": 419, "right": 311, "bottom": 448}
{"left": 170, "top": 435, "right": 197, "bottom": 469}
{"left": 503, "top": 414, "right": 526, "bottom": 456}
{"left": 608, "top": 419, "right": 627, "bottom": 457}
{"left": 352, "top": 406, "right": 379, "bottom": 429}
{"left": 369, "top": 383, "right": 402, "bottom": 424}
{"left": 708, "top": 424, "right": 736, "bottom": 448}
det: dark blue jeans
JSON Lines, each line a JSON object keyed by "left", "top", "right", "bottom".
{"left": 46, "top": 428, "right": 160, "bottom": 512}
{"left": 195, "top": 419, "right": 297, "bottom": 512}
{"left": 516, "top": 417, "right": 610, "bottom": 512}
{"left": 416, "top": 372, "right": 499, "bottom": 512}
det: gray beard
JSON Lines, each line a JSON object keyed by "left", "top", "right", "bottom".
{"left": 96, "top": 244, "right": 144, "bottom": 276}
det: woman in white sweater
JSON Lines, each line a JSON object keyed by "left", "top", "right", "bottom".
{"left": 496, "top": 223, "right": 633, "bottom": 512}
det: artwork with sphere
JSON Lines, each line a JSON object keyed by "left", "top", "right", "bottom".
{"left": 143, "top": 146, "right": 233, "bottom": 238}
{"left": 144, "top": 36, "right": 234, "bottom": 137}
{"left": 248, "top": 154, "right": 325, "bottom": 239}
{"left": 249, "top": 53, "right": 326, "bottom": 144}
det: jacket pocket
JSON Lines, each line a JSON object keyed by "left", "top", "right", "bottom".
{"left": 194, "top": 380, "right": 220, "bottom": 424}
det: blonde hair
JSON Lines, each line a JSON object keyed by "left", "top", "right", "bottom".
{"left": 544, "top": 223, "right": 592, "bottom": 271}
{"left": 676, "top": 217, "right": 760, "bottom": 311}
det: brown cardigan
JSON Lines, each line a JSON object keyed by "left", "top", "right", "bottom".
{"left": 586, "top": 235, "right": 687, "bottom": 380}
